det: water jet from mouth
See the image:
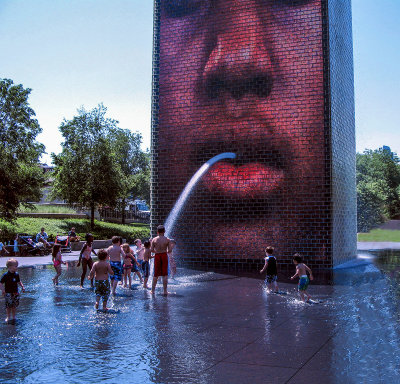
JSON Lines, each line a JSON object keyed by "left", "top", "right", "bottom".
{"left": 164, "top": 152, "right": 236, "bottom": 237}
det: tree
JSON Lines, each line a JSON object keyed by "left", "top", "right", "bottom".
{"left": 51, "top": 104, "right": 123, "bottom": 228}
{"left": 130, "top": 151, "right": 150, "bottom": 204}
{"left": 109, "top": 128, "right": 145, "bottom": 223}
{"left": 356, "top": 148, "right": 400, "bottom": 232}
{"left": 356, "top": 179, "right": 384, "bottom": 233}
{"left": 0, "top": 78, "right": 45, "bottom": 220}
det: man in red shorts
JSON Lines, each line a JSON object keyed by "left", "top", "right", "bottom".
{"left": 151, "top": 225, "right": 172, "bottom": 295}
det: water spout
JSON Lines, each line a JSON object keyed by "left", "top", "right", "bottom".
{"left": 164, "top": 152, "right": 236, "bottom": 236}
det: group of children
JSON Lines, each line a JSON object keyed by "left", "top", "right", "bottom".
{"left": 65, "top": 225, "right": 175, "bottom": 310}
{"left": 1, "top": 232, "right": 314, "bottom": 322}
{"left": 260, "top": 246, "right": 314, "bottom": 302}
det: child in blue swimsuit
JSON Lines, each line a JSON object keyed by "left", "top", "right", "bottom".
{"left": 291, "top": 254, "right": 314, "bottom": 302}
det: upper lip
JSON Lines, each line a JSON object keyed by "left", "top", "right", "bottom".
{"left": 204, "top": 75, "right": 273, "bottom": 100}
{"left": 195, "top": 138, "right": 288, "bottom": 172}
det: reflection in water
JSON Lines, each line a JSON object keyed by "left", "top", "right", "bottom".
{"left": 329, "top": 250, "right": 400, "bottom": 382}
{"left": 375, "top": 249, "right": 400, "bottom": 302}
{"left": 0, "top": 252, "right": 399, "bottom": 383}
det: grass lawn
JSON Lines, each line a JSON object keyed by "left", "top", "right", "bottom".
{"left": 18, "top": 204, "right": 78, "bottom": 214}
{"left": 0, "top": 217, "right": 150, "bottom": 243}
{"left": 358, "top": 229, "right": 400, "bottom": 242}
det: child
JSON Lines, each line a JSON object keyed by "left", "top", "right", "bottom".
{"left": 88, "top": 249, "right": 114, "bottom": 311}
{"left": 129, "top": 244, "right": 143, "bottom": 285}
{"left": 77, "top": 233, "right": 97, "bottom": 288}
{"left": 134, "top": 239, "right": 144, "bottom": 269}
{"left": 106, "top": 236, "right": 126, "bottom": 295}
{"left": 13, "top": 234, "right": 20, "bottom": 257}
{"left": 142, "top": 240, "right": 152, "bottom": 289}
{"left": 260, "top": 246, "right": 279, "bottom": 293}
{"left": 168, "top": 239, "right": 177, "bottom": 279}
{"left": 52, "top": 244, "right": 66, "bottom": 285}
{"left": 290, "top": 253, "right": 313, "bottom": 302}
{"left": 122, "top": 243, "right": 141, "bottom": 288}
{"left": 151, "top": 225, "right": 173, "bottom": 295}
{"left": 0, "top": 231, "right": 10, "bottom": 257}
{"left": 0, "top": 259, "right": 25, "bottom": 323}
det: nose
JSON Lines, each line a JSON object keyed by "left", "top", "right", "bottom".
{"left": 202, "top": 1, "right": 274, "bottom": 100}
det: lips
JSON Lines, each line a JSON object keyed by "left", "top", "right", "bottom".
{"left": 203, "top": 161, "right": 284, "bottom": 198}
{"left": 193, "top": 133, "right": 288, "bottom": 199}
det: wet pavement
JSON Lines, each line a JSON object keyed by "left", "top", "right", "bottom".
{"left": 0, "top": 252, "right": 399, "bottom": 383}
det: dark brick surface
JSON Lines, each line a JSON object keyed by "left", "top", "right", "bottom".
{"left": 151, "top": 0, "right": 356, "bottom": 281}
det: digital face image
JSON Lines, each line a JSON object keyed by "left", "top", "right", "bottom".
{"left": 155, "top": 0, "right": 328, "bottom": 263}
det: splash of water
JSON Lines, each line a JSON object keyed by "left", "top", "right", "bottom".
{"left": 164, "top": 152, "right": 236, "bottom": 236}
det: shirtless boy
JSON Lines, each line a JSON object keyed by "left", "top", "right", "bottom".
{"left": 151, "top": 225, "right": 172, "bottom": 295}
{"left": 88, "top": 249, "right": 114, "bottom": 311}
{"left": 290, "top": 254, "right": 314, "bottom": 302}
{"left": 106, "top": 236, "right": 125, "bottom": 295}
{"left": 142, "top": 240, "right": 152, "bottom": 289}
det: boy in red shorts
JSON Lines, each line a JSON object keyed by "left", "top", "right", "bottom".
{"left": 150, "top": 225, "right": 172, "bottom": 295}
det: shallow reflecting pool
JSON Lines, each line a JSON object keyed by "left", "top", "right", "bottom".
{"left": 0, "top": 252, "right": 399, "bottom": 384}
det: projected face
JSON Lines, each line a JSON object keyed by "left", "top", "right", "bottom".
{"left": 157, "top": 0, "right": 326, "bottom": 259}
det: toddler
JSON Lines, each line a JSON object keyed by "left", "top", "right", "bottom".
{"left": 168, "top": 239, "right": 177, "bottom": 279}
{"left": 142, "top": 240, "right": 153, "bottom": 289}
{"left": 260, "top": 246, "right": 279, "bottom": 293}
{"left": 52, "top": 244, "right": 66, "bottom": 285}
{"left": 291, "top": 254, "right": 314, "bottom": 302}
{"left": 0, "top": 259, "right": 25, "bottom": 323}
{"left": 122, "top": 243, "right": 140, "bottom": 288}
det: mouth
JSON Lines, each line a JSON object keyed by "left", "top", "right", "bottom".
{"left": 196, "top": 141, "right": 287, "bottom": 199}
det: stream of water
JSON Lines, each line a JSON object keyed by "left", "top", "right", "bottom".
{"left": 164, "top": 152, "right": 236, "bottom": 237}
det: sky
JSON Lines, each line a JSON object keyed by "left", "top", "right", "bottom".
{"left": 0, "top": 0, "right": 399, "bottom": 164}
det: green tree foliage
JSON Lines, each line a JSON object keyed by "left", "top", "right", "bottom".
{"left": 109, "top": 128, "right": 147, "bottom": 223}
{"left": 131, "top": 151, "right": 150, "bottom": 203}
{"left": 357, "top": 148, "right": 400, "bottom": 232}
{"left": 51, "top": 104, "right": 123, "bottom": 228}
{"left": 0, "top": 78, "right": 45, "bottom": 220}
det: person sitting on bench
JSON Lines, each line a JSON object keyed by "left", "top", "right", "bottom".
{"left": 68, "top": 227, "right": 80, "bottom": 242}
{"left": 36, "top": 228, "right": 50, "bottom": 248}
